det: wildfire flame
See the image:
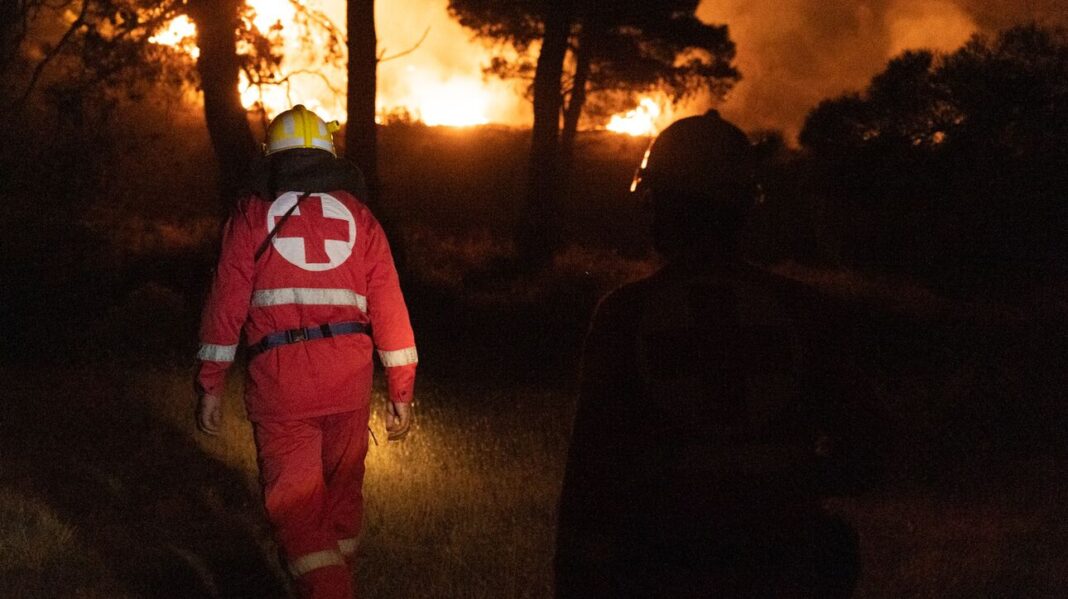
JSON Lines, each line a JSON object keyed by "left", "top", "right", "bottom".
{"left": 247, "top": 0, "right": 297, "bottom": 32}
{"left": 389, "top": 69, "right": 490, "bottom": 126}
{"left": 606, "top": 98, "right": 663, "bottom": 137}
{"left": 148, "top": 15, "right": 198, "bottom": 59}
{"left": 148, "top": 1, "right": 669, "bottom": 134}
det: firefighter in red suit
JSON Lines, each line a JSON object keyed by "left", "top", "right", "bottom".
{"left": 194, "top": 105, "right": 417, "bottom": 599}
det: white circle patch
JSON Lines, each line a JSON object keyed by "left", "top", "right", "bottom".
{"left": 266, "top": 192, "right": 356, "bottom": 271}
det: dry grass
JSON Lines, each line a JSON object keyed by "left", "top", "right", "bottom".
{"left": 4, "top": 339, "right": 1068, "bottom": 598}
{"left": 136, "top": 370, "right": 261, "bottom": 482}
{"left": 358, "top": 385, "right": 572, "bottom": 598}
{"left": 115, "top": 357, "right": 1068, "bottom": 597}
{"left": 404, "top": 230, "right": 656, "bottom": 304}
{"left": 127, "top": 369, "right": 574, "bottom": 598}
{"left": 0, "top": 489, "right": 129, "bottom": 598}
{"left": 771, "top": 261, "right": 953, "bottom": 317}
{"left": 832, "top": 458, "right": 1068, "bottom": 597}
{"left": 3, "top": 252, "right": 1067, "bottom": 597}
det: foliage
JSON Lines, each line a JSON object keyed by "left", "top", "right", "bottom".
{"left": 2, "top": 0, "right": 341, "bottom": 116}
{"left": 798, "top": 23, "right": 1068, "bottom": 290}
{"left": 1, "top": 1, "right": 182, "bottom": 113}
{"left": 579, "top": 2, "right": 738, "bottom": 103}
{"left": 449, "top": 0, "right": 546, "bottom": 51}
{"left": 239, "top": 1, "right": 346, "bottom": 112}
{"left": 449, "top": 0, "right": 739, "bottom": 123}
{"left": 447, "top": 0, "right": 738, "bottom": 268}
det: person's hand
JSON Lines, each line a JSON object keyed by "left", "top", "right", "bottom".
{"left": 197, "top": 393, "right": 223, "bottom": 436}
{"left": 385, "top": 401, "right": 413, "bottom": 441}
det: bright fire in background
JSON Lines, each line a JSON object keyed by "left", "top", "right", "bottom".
{"left": 147, "top": 0, "right": 671, "bottom": 133}
{"left": 606, "top": 98, "right": 664, "bottom": 137}
{"left": 147, "top": 15, "right": 198, "bottom": 59}
{"left": 145, "top": 0, "right": 1014, "bottom": 139}
{"left": 391, "top": 68, "right": 490, "bottom": 126}
{"left": 238, "top": 0, "right": 343, "bottom": 122}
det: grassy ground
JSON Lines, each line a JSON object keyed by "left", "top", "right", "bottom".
{"left": 140, "top": 368, "right": 577, "bottom": 598}
{"left": 4, "top": 273, "right": 1068, "bottom": 597}
{"left": 0, "top": 365, "right": 574, "bottom": 598}
{"left": 836, "top": 460, "right": 1068, "bottom": 597}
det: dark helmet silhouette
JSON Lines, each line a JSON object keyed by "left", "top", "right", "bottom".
{"left": 632, "top": 109, "right": 754, "bottom": 201}
{"left": 632, "top": 110, "right": 755, "bottom": 258}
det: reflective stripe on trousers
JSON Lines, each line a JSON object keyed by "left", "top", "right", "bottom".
{"left": 290, "top": 549, "right": 346, "bottom": 577}
{"left": 338, "top": 537, "right": 359, "bottom": 557}
{"left": 253, "top": 409, "right": 370, "bottom": 597}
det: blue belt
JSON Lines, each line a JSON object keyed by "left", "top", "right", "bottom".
{"left": 248, "top": 321, "right": 372, "bottom": 358}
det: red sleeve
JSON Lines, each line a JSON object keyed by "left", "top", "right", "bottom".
{"left": 363, "top": 212, "right": 417, "bottom": 403}
{"left": 194, "top": 204, "right": 256, "bottom": 397}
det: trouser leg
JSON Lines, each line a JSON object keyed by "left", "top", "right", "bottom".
{"left": 254, "top": 418, "right": 353, "bottom": 599}
{"left": 320, "top": 407, "right": 371, "bottom": 569}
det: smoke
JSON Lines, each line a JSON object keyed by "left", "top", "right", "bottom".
{"left": 279, "top": 0, "right": 528, "bottom": 125}
{"left": 369, "top": 0, "right": 531, "bottom": 124}
{"left": 299, "top": 0, "right": 1062, "bottom": 134}
{"left": 695, "top": 0, "right": 1066, "bottom": 139}
{"left": 313, "top": 0, "right": 530, "bottom": 125}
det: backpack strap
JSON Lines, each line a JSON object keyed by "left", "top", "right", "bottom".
{"left": 255, "top": 191, "right": 313, "bottom": 262}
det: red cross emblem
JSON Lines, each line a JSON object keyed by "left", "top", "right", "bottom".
{"left": 274, "top": 197, "right": 351, "bottom": 263}
{"left": 267, "top": 193, "right": 356, "bottom": 271}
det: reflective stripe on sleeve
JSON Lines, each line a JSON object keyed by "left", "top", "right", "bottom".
{"left": 337, "top": 537, "right": 359, "bottom": 556}
{"left": 289, "top": 549, "right": 345, "bottom": 577}
{"left": 197, "top": 343, "right": 237, "bottom": 362}
{"left": 378, "top": 346, "right": 418, "bottom": 367}
{"left": 251, "top": 288, "right": 368, "bottom": 312}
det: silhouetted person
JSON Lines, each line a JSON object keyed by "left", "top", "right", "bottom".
{"left": 555, "top": 111, "right": 860, "bottom": 598}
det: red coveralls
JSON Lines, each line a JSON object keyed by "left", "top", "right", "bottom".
{"left": 195, "top": 190, "right": 417, "bottom": 598}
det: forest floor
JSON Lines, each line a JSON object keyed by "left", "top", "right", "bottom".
{"left": 3, "top": 261, "right": 1068, "bottom": 597}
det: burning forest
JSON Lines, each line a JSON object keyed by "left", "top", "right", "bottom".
{"left": 2, "top": 1, "right": 1068, "bottom": 597}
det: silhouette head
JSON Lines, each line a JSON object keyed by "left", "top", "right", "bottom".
{"left": 631, "top": 110, "right": 754, "bottom": 261}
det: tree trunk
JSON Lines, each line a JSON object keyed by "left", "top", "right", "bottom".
{"left": 517, "top": 5, "right": 572, "bottom": 271}
{"left": 187, "top": 0, "right": 257, "bottom": 207}
{"left": 0, "top": 0, "right": 27, "bottom": 74}
{"left": 560, "top": 23, "right": 593, "bottom": 173}
{"left": 345, "top": 0, "right": 379, "bottom": 205}
{"left": 345, "top": 0, "right": 405, "bottom": 268}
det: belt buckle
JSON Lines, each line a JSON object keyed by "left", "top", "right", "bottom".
{"left": 287, "top": 328, "right": 307, "bottom": 343}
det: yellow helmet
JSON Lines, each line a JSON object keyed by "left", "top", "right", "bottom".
{"left": 264, "top": 104, "right": 341, "bottom": 156}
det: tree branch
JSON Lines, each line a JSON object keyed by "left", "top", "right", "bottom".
{"left": 378, "top": 26, "right": 429, "bottom": 63}
{"left": 4, "top": 0, "right": 88, "bottom": 114}
{"left": 276, "top": 68, "right": 344, "bottom": 96}
{"left": 250, "top": 67, "right": 344, "bottom": 98}
{"left": 289, "top": 0, "right": 343, "bottom": 43}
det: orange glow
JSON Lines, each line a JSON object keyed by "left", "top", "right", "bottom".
{"left": 149, "top": 1, "right": 504, "bottom": 126}
{"left": 145, "top": 0, "right": 999, "bottom": 138}
{"left": 147, "top": 2, "right": 680, "bottom": 132}
{"left": 246, "top": 1, "right": 297, "bottom": 33}
{"left": 240, "top": 0, "right": 347, "bottom": 122}
{"left": 148, "top": 15, "right": 198, "bottom": 59}
{"left": 887, "top": 1, "right": 976, "bottom": 57}
{"left": 389, "top": 71, "right": 490, "bottom": 126}
{"left": 606, "top": 98, "right": 669, "bottom": 137}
